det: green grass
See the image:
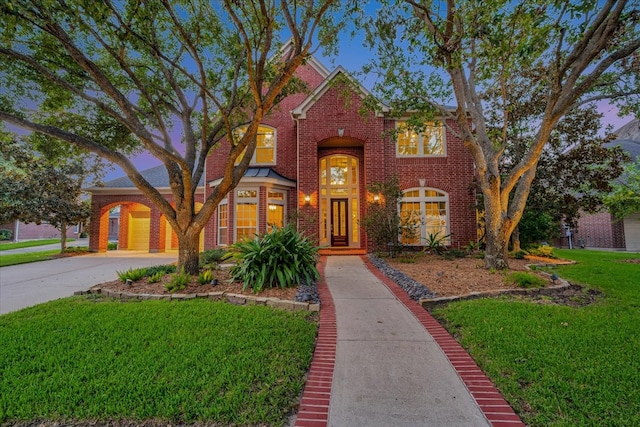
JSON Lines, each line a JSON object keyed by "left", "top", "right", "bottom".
{"left": 433, "top": 249, "right": 640, "bottom": 426}
{"left": 0, "top": 247, "right": 89, "bottom": 267}
{"left": 0, "top": 239, "right": 72, "bottom": 251}
{"left": 0, "top": 297, "right": 317, "bottom": 426}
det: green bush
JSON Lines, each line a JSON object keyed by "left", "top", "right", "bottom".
{"left": 229, "top": 225, "right": 320, "bottom": 293}
{"left": 116, "top": 267, "right": 147, "bottom": 283}
{"left": 107, "top": 242, "right": 118, "bottom": 250}
{"left": 145, "top": 264, "right": 176, "bottom": 276}
{"left": 165, "top": 267, "right": 191, "bottom": 292}
{"left": 148, "top": 271, "right": 164, "bottom": 284}
{"left": 513, "top": 249, "right": 528, "bottom": 259}
{"left": 0, "top": 229, "right": 13, "bottom": 240}
{"left": 198, "top": 269, "right": 214, "bottom": 285}
{"left": 200, "top": 248, "right": 229, "bottom": 267}
{"left": 506, "top": 272, "right": 547, "bottom": 288}
{"left": 528, "top": 244, "right": 556, "bottom": 258}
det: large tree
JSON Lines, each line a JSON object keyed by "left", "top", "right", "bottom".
{"left": 0, "top": 0, "right": 341, "bottom": 273}
{"left": 0, "top": 132, "right": 102, "bottom": 251}
{"left": 363, "top": 0, "right": 639, "bottom": 268}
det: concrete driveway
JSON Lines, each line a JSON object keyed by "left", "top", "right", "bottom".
{"left": 0, "top": 251, "right": 177, "bottom": 315}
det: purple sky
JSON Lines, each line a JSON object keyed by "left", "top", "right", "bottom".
{"left": 103, "top": 39, "right": 634, "bottom": 181}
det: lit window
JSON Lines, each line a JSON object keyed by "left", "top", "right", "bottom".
{"left": 267, "top": 191, "right": 286, "bottom": 228}
{"left": 399, "top": 188, "right": 449, "bottom": 245}
{"left": 234, "top": 125, "right": 276, "bottom": 165}
{"left": 396, "top": 121, "right": 445, "bottom": 157}
{"left": 217, "top": 202, "right": 228, "bottom": 245}
{"left": 235, "top": 189, "right": 258, "bottom": 241}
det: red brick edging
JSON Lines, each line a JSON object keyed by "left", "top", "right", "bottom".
{"left": 360, "top": 255, "right": 526, "bottom": 427}
{"left": 294, "top": 257, "right": 336, "bottom": 427}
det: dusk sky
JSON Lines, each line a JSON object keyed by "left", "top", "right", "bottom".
{"left": 103, "top": 33, "right": 635, "bottom": 182}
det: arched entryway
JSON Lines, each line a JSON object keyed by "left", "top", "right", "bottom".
{"left": 319, "top": 154, "right": 360, "bottom": 248}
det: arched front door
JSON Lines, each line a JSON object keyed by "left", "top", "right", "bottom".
{"left": 319, "top": 155, "right": 359, "bottom": 248}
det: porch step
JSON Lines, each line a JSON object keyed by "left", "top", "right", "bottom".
{"left": 319, "top": 248, "right": 367, "bottom": 256}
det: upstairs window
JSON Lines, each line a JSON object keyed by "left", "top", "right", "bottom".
{"left": 396, "top": 121, "right": 445, "bottom": 157}
{"left": 234, "top": 125, "right": 276, "bottom": 165}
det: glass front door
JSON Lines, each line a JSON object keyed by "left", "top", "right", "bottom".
{"left": 319, "top": 155, "right": 359, "bottom": 247}
{"left": 331, "top": 199, "right": 348, "bottom": 246}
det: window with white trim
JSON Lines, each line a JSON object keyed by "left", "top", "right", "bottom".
{"left": 396, "top": 121, "right": 445, "bottom": 157}
{"left": 217, "top": 200, "right": 228, "bottom": 245}
{"left": 399, "top": 188, "right": 449, "bottom": 245}
{"left": 234, "top": 125, "right": 276, "bottom": 165}
{"left": 235, "top": 189, "right": 258, "bottom": 241}
{"left": 267, "top": 190, "right": 286, "bottom": 228}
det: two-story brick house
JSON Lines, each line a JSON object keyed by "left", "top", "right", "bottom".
{"left": 88, "top": 55, "right": 477, "bottom": 253}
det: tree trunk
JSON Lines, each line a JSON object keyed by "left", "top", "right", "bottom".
{"left": 60, "top": 222, "right": 67, "bottom": 253}
{"left": 177, "top": 230, "right": 201, "bottom": 275}
{"left": 483, "top": 190, "right": 511, "bottom": 270}
{"left": 511, "top": 226, "right": 521, "bottom": 253}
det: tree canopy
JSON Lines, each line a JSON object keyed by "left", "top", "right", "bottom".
{"left": 0, "top": 0, "right": 343, "bottom": 272}
{"left": 362, "top": 0, "right": 640, "bottom": 268}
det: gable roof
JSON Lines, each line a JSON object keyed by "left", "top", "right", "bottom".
{"left": 290, "top": 66, "right": 389, "bottom": 119}
{"left": 88, "top": 165, "right": 205, "bottom": 194}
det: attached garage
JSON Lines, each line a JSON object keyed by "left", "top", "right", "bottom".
{"left": 128, "top": 209, "right": 151, "bottom": 250}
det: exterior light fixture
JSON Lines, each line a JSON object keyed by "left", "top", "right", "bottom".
{"left": 373, "top": 194, "right": 381, "bottom": 202}
{"left": 304, "top": 194, "right": 311, "bottom": 204}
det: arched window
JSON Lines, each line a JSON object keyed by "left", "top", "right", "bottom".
{"left": 234, "top": 125, "right": 276, "bottom": 165}
{"left": 399, "top": 188, "right": 449, "bottom": 245}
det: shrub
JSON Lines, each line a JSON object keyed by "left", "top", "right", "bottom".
{"left": 506, "top": 272, "right": 547, "bottom": 288}
{"left": 423, "top": 231, "right": 450, "bottom": 255}
{"left": 0, "top": 229, "right": 13, "bottom": 240}
{"left": 528, "top": 244, "right": 556, "bottom": 258}
{"left": 148, "top": 271, "right": 164, "bottom": 284}
{"left": 513, "top": 250, "right": 528, "bottom": 259}
{"left": 107, "top": 242, "right": 118, "bottom": 250}
{"left": 442, "top": 249, "right": 467, "bottom": 260}
{"left": 165, "top": 267, "right": 191, "bottom": 292}
{"left": 146, "top": 264, "right": 177, "bottom": 276}
{"left": 198, "top": 270, "right": 214, "bottom": 285}
{"left": 116, "top": 267, "right": 147, "bottom": 283}
{"left": 200, "top": 248, "right": 229, "bottom": 267}
{"left": 229, "top": 225, "right": 319, "bottom": 293}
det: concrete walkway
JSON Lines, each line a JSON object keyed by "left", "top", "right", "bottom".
{"left": 295, "top": 256, "right": 524, "bottom": 427}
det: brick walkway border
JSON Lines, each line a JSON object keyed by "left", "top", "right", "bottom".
{"left": 361, "top": 255, "right": 526, "bottom": 427}
{"left": 294, "top": 257, "right": 336, "bottom": 427}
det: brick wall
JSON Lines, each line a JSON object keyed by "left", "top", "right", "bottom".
{"left": 573, "top": 211, "right": 626, "bottom": 249}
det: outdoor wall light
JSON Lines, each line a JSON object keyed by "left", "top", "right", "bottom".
{"left": 373, "top": 194, "right": 381, "bottom": 202}
{"left": 304, "top": 194, "right": 311, "bottom": 204}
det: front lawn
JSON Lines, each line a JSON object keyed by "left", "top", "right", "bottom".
{"left": 433, "top": 249, "right": 640, "bottom": 426}
{"left": 0, "top": 297, "right": 317, "bottom": 426}
{"left": 0, "top": 239, "right": 74, "bottom": 250}
{"left": 0, "top": 247, "right": 89, "bottom": 267}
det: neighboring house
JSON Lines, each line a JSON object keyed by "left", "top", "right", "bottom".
{"left": 87, "top": 55, "right": 477, "bottom": 253}
{"left": 570, "top": 120, "right": 640, "bottom": 251}
{"left": 0, "top": 220, "right": 81, "bottom": 241}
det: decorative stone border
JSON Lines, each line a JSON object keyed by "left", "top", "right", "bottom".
{"left": 419, "top": 267, "right": 573, "bottom": 311}
{"left": 74, "top": 288, "right": 320, "bottom": 312}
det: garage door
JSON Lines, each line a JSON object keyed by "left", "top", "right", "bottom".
{"left": 624, "top": 213, "right": 640, "bottom": 251}
{"left": 128, "top": 211, "right": 150, "bottom": 250}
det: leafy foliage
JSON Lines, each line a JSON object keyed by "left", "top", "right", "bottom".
{"left": 165, "top": 267, "right": 191, "bottom": 293}
{"left": 361, "top": 0, "right": 639, "bottom": 269}
{"left": 199, "top": 249, "right": 229, "bottom": 267}
{"left": 0, "top": 132, "right": 100, "bottom": 252}
{"left": 228, "top": 225, "right": 320, "bottom": 293}
{"left": 0, "top": 0, "right": 343, "bottom": 273}
{"left": 198, "top": 270, "right": 214, "bottom": 285}
{"left": 604, "top": 157, "right": 640, "bottom": 219}
{"left": 361, "top": 176, "right": 419, "bottom": 254}
{"left": 0, "top": 229, "right": 12, "bottom": 240}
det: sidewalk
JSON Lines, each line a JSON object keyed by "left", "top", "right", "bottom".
{"left": 295, "top": 256, "right": 524, "bottom": 427}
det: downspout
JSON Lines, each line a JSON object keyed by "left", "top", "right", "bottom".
{"left": 293, "top": 114, "right": 300, "bottom": 232}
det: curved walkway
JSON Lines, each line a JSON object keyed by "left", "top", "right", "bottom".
{"left": 295, "top": 255, "right": 524, "bottom": 427}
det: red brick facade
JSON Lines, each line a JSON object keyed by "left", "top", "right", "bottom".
{"left": 89, "top": 57, "right": 477, "bottom": 252}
